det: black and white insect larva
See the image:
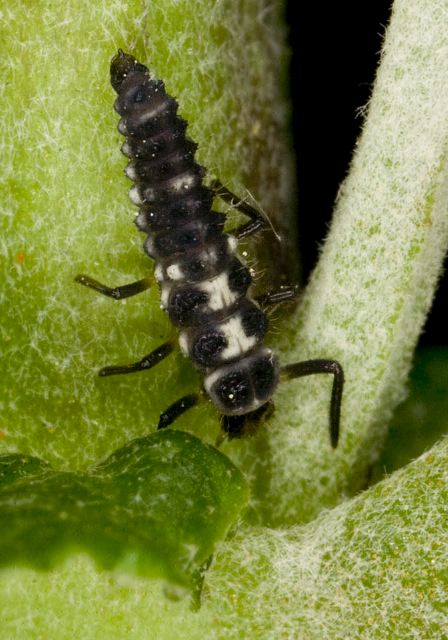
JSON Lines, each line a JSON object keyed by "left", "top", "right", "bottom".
{"left": 76, "top": 50, "right": 344, "bottom": 445}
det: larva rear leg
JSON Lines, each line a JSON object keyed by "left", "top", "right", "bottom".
{"left": 210, "top": 179, "right": 269, "bottom": 238}
{"left": 99, "top": 341, "right": 173, "bottom": 377}
{"left": 281, "top": 360, "right": 344, "bottom": 448}
{"left": 75, "top": 274, "right": 151, "bottom": 299}
{"left": 157, "top": 393, "right": 200, "bottom": 430}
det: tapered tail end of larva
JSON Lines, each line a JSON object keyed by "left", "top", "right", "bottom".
{"left": 110, "top": 49, "right": 149, "bottom": 93}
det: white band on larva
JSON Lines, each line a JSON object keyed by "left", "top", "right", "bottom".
{"left": 166, "top": 263, "right": 184, "bottom": 280}
{"left": 218, "top": 316, "right": 257, "bottom": 360}
{"left": 198, "top": 272, "right": 237, "bottom": 311}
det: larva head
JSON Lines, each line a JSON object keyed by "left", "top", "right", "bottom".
{"left": 204, "top": 348, "right": 279, "bottom": 416}
{"left": 110, "top": 50, "right": 148, "bottom": 93}
{"left": 221, "top": 402, "right": 275, "bottom": 439}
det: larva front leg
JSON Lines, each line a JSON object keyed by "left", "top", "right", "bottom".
{"left": 256, "top": 285, "right": 300, "bottom": 307}
{"left": 210, "top": 179, "right": 269, "bottom": 238}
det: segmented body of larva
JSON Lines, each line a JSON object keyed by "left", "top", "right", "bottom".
{"left": 76, "top": 50, "right": 344, "bottom": 443}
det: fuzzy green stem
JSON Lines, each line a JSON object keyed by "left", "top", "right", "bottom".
{"left": 230, "top": 0, "right": 448, "bottom": 525}
{"left": 208, "top": 438, "right": 448, "bottom": 639}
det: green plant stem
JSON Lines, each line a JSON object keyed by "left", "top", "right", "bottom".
{"left": 231, "top": 0, "right": 448, "bottom": 525}
{"left": 208, "top": 438, "right": 448, "bottom": 639}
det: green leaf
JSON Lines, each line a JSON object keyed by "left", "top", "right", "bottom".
{"left": 0, "top": 0, "right": 294, "bottom": 474}
{"left": 0, "top": 429, "right": 249, "bottom": 590}
{"left": 2, "top": 0, "right": 448, "bottom": 637}
{"left": 1, "top": 437, "right": 446, "bottom": 639}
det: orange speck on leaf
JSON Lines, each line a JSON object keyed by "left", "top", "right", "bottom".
{"left": 15, "top": 251, "right": 25, "bottom": 264}
{"left": 0, "top": 431, "right": 6, "bottom": 439}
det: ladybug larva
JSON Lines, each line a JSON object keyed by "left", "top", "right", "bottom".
{"left": 76, "top": 50, "right": 344, "bottom": 445}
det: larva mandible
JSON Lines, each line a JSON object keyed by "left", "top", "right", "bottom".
{"left": 76, "top": 50, "right": 344, "bottom": 445}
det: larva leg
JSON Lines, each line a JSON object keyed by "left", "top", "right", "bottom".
{"left": 256, "top": 285, "right": 300, "bottom": 307}
{"left": 157, "top": 394, "right": 199, "bottom": 430}
{"left": 281, "top": 360, "right": 344, "bottom": 448}
{"left": 210, "top": 179, "right": 268, "bottom": 238}
{"left": 99, "top": 342, "right": 173, "bottom": 377}
{"left": 75, "top": 274, "right": 151, "bottom": 299}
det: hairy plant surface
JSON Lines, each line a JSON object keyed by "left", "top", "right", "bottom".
{"left": 1, "top": 0, "right": 447, "bottom": 638}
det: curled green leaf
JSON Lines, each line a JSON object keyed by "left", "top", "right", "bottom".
{"left": 0, "top": 429, "right": 249, "bottom": 590}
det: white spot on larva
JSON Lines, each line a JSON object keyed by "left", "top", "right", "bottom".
{"left": 145, "top": 236, "right": 155, "bottom": 256}
{"left": 166, "top": 263, "right": 184, "bottom": 280}
{"left": 228, "top": 393, "right": 234, "bottom": 399}
{"left": 129, "top": 186, "right": 142, "bottom": 205}
{"left": 219, "top": 316, "right": 257, "bottom": 360}
{"left": 125, "top": 164, "right": 137, "bottom": 180}
{"left": 121, "top": 142, "right": 131, "bottom": 157}
{"left": 141, "top": 186, "right": 155, "bottom": 201}
{"left": 160, "top": 283, "right": 172, "bottom": 308}
{"left": 134, "top": 212, "right": 148, "bottom": 231}
{"left": 154, "top": 264, "right": 163, "bottom": 282}
{"left": 194, "top": 247, "right": 217, "bottom": 270}
{"left": 172, "top": 172, "right": 196, "bottom": 192}
{"left": 118, "top": 120, "right": 127, "bottom": 135}
{"left": 138, "top": 101, "right": 167, "bottom": 123}
{"left": 178, "top": 332, "right": 189, "bottom": 356}
{"left": 242, "top": 251, "right": 248, "bottom": 258}
{"left": 198, "top": 272, "right": 237, "bottom": 311}
{"left": 227, "top": 236, "right": 238, "bottom": 253}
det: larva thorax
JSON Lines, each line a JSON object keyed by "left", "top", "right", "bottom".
{"left": 110, "top": 50, "right": 279, "bottom": 416}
